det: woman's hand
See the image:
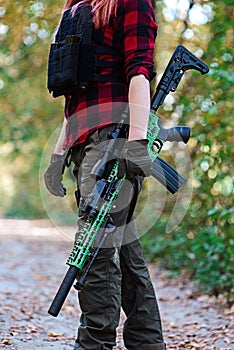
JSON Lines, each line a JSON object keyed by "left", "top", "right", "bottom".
{"left": 44, "top": 153, "right": 67, "bottom": 197}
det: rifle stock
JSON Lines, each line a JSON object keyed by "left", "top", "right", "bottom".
{"left": 151, "top": 45, "right": 209, "bottom": 111}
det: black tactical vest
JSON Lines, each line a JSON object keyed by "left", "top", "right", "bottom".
{"left": 47, "top": 5, "right": 124, "bottom": 98}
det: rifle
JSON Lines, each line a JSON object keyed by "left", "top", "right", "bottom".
{"left": 48, "top": 45, "right": 209, "bottom": 317}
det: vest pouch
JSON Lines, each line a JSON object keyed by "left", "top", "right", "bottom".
{"left": 47, "top": 35, "right": 81, "bottom": 98}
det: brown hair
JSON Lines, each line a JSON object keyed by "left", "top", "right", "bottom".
{"left": 64, "top": 0, "right": 117, "bottom": 28}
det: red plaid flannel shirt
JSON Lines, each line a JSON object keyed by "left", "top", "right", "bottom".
{"left": 64, "top": 0, "right": 158, "bottom": 147}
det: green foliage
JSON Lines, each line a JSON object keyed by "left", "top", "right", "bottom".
{"left": 142, "top": 0, "right": 234, "bottom": 302}
{"left": 0, "top": 0, "right": 64, "bottom": 217}
{"left": 142, "top": 209, "right": 234, "bottom": 302}
{"left": 0, "top": 0, "right": 233, "bottom": 299}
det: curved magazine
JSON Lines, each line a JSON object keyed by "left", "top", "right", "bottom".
{"left": 151, "top": 157, "right": 185, "bottom": 194}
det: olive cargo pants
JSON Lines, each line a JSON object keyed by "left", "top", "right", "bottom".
{"left": 71, "top": 126, "right": 166, "bottom": 350}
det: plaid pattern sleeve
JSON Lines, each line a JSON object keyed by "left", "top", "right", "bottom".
{"left": 117, "top": 0, "right": 158, "bottom": 83}
{"left": 64, "top": 0, "right": 157, "bottom": 147}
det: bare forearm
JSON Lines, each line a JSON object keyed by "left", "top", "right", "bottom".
{"left": 128, "top": 74, "right": 150, "bottom": 141}
{"left": 54, "top": 118, "right": 68, "bottom": 155}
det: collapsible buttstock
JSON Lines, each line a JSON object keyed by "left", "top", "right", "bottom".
{"left": 151, "top": 45, "right": 209, "bottom": 112}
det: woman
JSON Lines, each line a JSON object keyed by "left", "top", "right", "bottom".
{"left": 44, "top": 0, "right": 166, "bottom": 349}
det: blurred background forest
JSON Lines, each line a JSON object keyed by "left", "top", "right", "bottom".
{"left": 0, "top": 0, "right": 233, "bottom": 301}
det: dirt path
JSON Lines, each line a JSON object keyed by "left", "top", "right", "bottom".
{"left": 0, "top": 219, "right": 233, "bottom": 350}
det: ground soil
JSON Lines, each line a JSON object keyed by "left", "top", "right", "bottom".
{"left": 0, "top": 219, "right": 233, "bottom": 350}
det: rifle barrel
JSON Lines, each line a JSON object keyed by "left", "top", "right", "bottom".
{"left": 48, "top": 265, "right": 78, "bottom": 317}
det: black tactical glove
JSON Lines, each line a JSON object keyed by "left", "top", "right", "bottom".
{"left": 44, "top": 153, "right": 67, "bottom": 197}
{"left": 125, "top": 139, "right": 152, "bottom": 179}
